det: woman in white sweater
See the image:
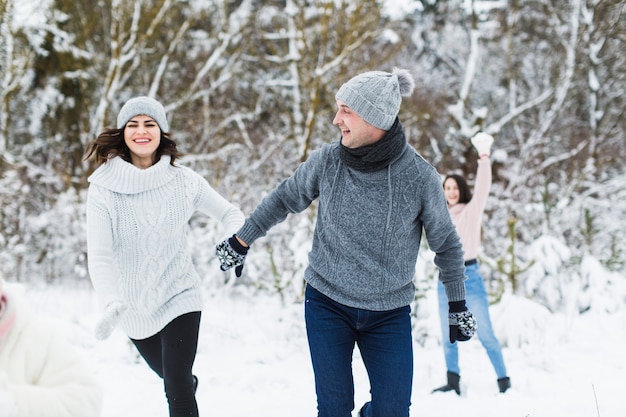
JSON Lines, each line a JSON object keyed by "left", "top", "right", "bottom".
{"left": 0, "top": 277, "right": 102, "bottom": 417}
{"left": 84, "top": 96, "right": 245, "bottom": 417}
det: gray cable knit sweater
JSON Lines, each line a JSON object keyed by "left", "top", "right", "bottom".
{"left": 237, "top": 141, "right": 466, "bottom": 311}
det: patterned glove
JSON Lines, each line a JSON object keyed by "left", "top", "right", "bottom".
{"left": 470, "top": 132, "right": 494, "bottom": 157}
{"left": 216, "top": 234, "right": 248, "bottom": 277}
{"left": 448, "top": 300, "right": 477, "bottom": 343}
{"left": 95, "top": 300, "right": 128, "bottom": 340}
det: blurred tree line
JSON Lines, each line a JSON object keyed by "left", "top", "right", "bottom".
{"left": 0, "top": 0, "right": 624, "bottom": 312}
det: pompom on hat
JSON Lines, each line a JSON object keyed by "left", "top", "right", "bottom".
{"left": 335, "top": 67, "right": 415, "bottom": 131}
{"left": 117, "top": 96, "right": 169, "bottom": 132}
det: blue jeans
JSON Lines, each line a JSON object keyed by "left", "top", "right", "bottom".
{"left": 437, "top": 262, "right": 507, "bottom": 378}
{"left": 304, "top": 284, "right": 413, "bottom": 417}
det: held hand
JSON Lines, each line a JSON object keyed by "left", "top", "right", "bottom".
{"left": 448, "top": 300, "right": 477, "bottom": 343}
{"left": 95, "top": 300, "right": 128, "bottom": 340}
{"left": 470, "top": 132, "right": 494, "bottom": 157}
{"left": 215, "top": 234, "right": 248, "bottom": 277}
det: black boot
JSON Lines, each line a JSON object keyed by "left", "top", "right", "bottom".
{"left": 193, "top": 375, "right": 198, "bottom": 393}
{"left": 432, "top": 371, "right": 461, "bottom": 395}
{"left": 497, "top": 377, "right": 511, "bottom": 393}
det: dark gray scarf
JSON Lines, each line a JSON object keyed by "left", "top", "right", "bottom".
{"left": 339, "top": 118, "right": 406, "bottom": 173}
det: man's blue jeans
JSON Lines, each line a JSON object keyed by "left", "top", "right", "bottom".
{"left": 437, "top": 262, "right": 507, "bottom": 378}
{"left": 304, "top": 284, "right": 412, "bottom": 417}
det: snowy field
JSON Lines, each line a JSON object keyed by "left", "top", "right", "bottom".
{"left": 21, "top": 281, "right": 625, "bottom": 417}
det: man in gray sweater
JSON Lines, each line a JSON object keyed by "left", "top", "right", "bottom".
{"left": 217, "top": 68, "right": 476, "bottom": 417}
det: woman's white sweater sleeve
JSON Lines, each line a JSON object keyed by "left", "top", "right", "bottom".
{"left": 86, "top": 185, "right": 123, "bottom": 307}
{"left": 193, "top": 173, "right": 245, "bottom": 235}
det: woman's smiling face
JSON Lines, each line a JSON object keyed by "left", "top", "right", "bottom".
{"left": 123, "top": 115, "right": 162, "bottom": 168}
{"left": 443, "top": 177, "right": 460, "bottom": 206}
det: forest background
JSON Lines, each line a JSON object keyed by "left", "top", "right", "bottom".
{"left": 0, "top": 0, "right": 624, "bottom": 323}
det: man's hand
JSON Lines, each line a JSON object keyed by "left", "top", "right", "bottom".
{"left": 448, "top": 300, "right": 477, "bottom": 343}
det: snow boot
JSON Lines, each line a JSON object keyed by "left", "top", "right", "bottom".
{"left": 357, "top": 401, "right": 371, "bottom": 417}
{"left": 497, "top": 376, "right": 511, "bottom": 393}
{"left": 431, "top": 371, "right": 461, "bottom": 395}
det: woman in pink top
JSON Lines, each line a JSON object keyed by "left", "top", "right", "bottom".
{"left": 432, "top": 133, "right": 511, "bottom": 395}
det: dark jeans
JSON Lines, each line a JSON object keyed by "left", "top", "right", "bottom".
{"left": 131, "top": 311, "right": 201, "bottom": 417}
{"left": 304, "top": 285, "right": 413, "bottom": 417}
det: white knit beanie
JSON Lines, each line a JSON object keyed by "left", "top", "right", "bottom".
{"left": 117, "top": 96, "right": 169, "bottom": 131}
{"left": 335, "top": 68, "right": 415, "bottom": 130}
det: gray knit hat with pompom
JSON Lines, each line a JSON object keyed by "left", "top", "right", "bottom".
{"left": 117, "top": 96, "right": 169, "bottom": 131}
{"left": 335, "top": 68, "right": 415, "bottom": 131}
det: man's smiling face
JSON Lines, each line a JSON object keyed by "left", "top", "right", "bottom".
{"left": 332, "top": 100, "right": 385, "bottom": 149}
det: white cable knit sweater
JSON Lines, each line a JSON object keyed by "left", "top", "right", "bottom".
{"left": 86, "top": 155, "right": 244, "bottom": 339}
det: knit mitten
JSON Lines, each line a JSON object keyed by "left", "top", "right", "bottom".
{"left": 216, "top": 234, "right": 248, "bottom": 277}
{"left": 95, "top": 300, "right": 128, "bottom": 340}
{"left": 448, "top": 300, "right": 477, "bottom": 343}
{"left": 470, "top": 132, "right": 494, "bottom": 157}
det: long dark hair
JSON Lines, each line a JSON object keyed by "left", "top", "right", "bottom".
{"left": 83, "top": 128, "right": 182, "bottom": 166}
{"left": 444, "top": 174, "right": 472, "bottom": 204}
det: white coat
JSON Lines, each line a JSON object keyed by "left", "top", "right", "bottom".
{"left": 0, "top": 287, "right": 102, "bottom": 417}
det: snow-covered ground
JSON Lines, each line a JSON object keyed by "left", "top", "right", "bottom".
{"left": 21, "top": 280, "right": 623, "bottom": 417}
